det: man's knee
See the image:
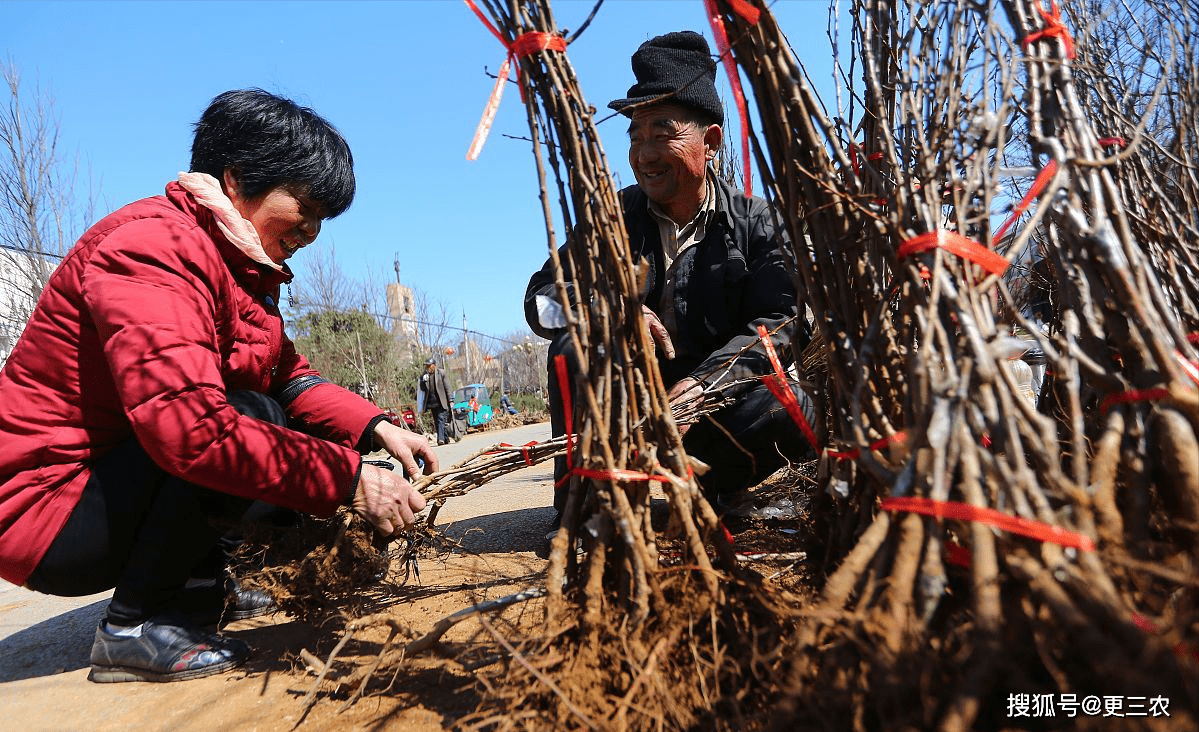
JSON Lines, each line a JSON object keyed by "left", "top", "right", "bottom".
{"left": 721, "top": 381, "right": 817, "bottom": 445}
{"left": 684, "top": 380, "right": 817, "bottom": 497}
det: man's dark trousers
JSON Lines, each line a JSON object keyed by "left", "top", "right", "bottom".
{"left": 430, "top": 406, "right": 450, "bottom": 445}
{"left": 544, "top": 330, "right": 815, "bottom": 514}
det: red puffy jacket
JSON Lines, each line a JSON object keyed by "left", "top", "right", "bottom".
{"left": 0, "top": 183, "right": 383, "bottom": 585}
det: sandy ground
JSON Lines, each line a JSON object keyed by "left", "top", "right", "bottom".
{"left": 0, "top": 421, "right": 555, "bottom": 732}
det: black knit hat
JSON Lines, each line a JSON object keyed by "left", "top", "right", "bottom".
{"left": 608, "top": 31, "right": 723, "bottom": 125}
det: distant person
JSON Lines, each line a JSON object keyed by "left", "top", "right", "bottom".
{"left": 524, "top": 31, "right": 816, "bottom": 520}
{"left": 418, "top": 356, "right": 452, "bottom": 445}
{"left": 500, "top": 392, "right": 518, "bottom": 414}
{"left": 0, "top": 89, "right": 436, "bottom": 684}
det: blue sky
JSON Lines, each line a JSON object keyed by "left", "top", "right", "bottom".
{"left": 4, "top": 0, "right": 832, "bottom": 342}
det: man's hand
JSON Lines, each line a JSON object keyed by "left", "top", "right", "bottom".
{"left": 373, "top": 419, "right": 439, "bottom": 478}
{"left": 667, "top": 377, "right": 704, "bottom": 437}
{"left": 351, "top": 462, "right": 426, "bottom": 536}
{"left": 642, "top": 305, "right": 676, "bottom": 360}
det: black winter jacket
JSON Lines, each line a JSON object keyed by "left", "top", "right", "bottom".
{"left": 524, "top": 175, "right": 805, "bottom": 392}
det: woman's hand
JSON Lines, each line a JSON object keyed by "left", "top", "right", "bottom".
{"left": 373, "top": 419, "right": 439, "bottom": 478}
{"left": 352, "top": 462, "right": 426, "bottom": 536}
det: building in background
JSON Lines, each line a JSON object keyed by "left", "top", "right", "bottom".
{"left": 0, "top": 244, "right": 58, "bottom": 366}
{"left": 386, "top": 256, "right": 419, "bottom": 366}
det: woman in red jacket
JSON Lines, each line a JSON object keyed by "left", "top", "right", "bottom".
{"left": 0, "top": 89, "right": 436, "bottom": 682}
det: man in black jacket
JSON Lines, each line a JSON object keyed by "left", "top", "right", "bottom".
{"left": 524, "top": 30, "right": 816, "bottom": 515}
{"left": 418, "top": 357, "right": 453, "bottom": 445}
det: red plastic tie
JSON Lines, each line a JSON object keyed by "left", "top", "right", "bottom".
{"left": 1097, "top": 137, "right": 1126, "bottom": 148}
{"left": 1022, "top": 0, "right": 1076, "bottom": 59}
{"left": 704, "top": 0, "right": 759, "bottom": 197}
{"left": 551, "top": 354, "right": 693, "bottom": 490}
{"left": 1100, "top": 387, "right": 1171, "bottom": 414}
{"left": 1131, "top": 613, "right": 1157, "bottom": 634}
{"left": 993, "top": 160, "right": 1058, "bottom": 242}
{"left": 519, "top": 440, "right": 537, "bottom": 466}
{"left": 847, "top": 142, "right": 884, "bottom": 177}
{"left": 465, "top": 0, "right": 566, "bottom": 160}
{"left": 943, "top": 539, "right": 973, "bottom": 568}
{"left": 554, "top": 354, "right": 574, "bottom": 473}
{"left": 1130, "top": 613, "right": 1199, "bottom": 662}
{"left": 487, "top": 440, "right": 543, "bottom": 467}
{"left": 756, "top": 324, "right": 821, "bottom": 451}
{"left": 827, "top": 431, "right": 908, "bottom": 461}
{"left": 1175, "top": 351, "right": 1199, "bottom": 387}
{"left": 897, "top": 230, "right": 1010, "bottom": 277}
{"left": 880, "top": 496, "right": 1096, "bottom": 552}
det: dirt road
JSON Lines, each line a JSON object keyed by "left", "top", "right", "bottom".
{"left": 0, "top": 421, "right": 554, "bottom": 732}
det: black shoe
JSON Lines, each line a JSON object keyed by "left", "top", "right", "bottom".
{"left": 176, "top": 578, "right": 276, "bottom": 628}
{"left": 88, "top": 620, "right": 250, "bottom": 683}
{"left": 224, "top": 584, "right": 276, "bottom": 622}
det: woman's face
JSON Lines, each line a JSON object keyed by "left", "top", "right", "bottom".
{"left": 225, "top": 173, "right": 323, "bottom": 264}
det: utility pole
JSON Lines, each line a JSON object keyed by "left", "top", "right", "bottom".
{"left": 462, "top": 309, "right": 472, "bottom": 384}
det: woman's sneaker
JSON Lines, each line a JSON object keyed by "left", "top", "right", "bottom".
{"left": 87, "top": 620, "right": 250, "bottom": 683}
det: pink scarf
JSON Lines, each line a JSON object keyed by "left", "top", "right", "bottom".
{"left": 176, "top": 172, "right": 281, "bottom": 271}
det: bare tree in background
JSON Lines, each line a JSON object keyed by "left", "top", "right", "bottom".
{"left": 288, "top": 240, "right": 359, "bottom": 312}
{"left": 410, "top": 286, "right": 453, "bottom": 355}
{"left": 492, "top": 328, "right": 547, "bottom": 397}
{"left": 0, "top": 60, "right": 93, "bottom": 361}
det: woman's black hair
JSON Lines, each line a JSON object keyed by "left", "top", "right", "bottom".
{"left": 190, "top": 89, "right": 355, "bottom": 218}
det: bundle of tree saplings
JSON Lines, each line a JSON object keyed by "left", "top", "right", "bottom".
{"left": 712, "top": 0, "right": 1197, "bottom": 728}
{"left": 452, "top": 2, "right": 812, "bottom": 729}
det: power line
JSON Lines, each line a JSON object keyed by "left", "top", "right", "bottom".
{"left": 283, "top": 300, "right": 539, "bottom": 349}
{"left": 0, "top": 243, "right": 63, "bottom": 260}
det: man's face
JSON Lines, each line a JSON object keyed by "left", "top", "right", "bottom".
{"left": 627, "top": 103, "right": 721, "bottom": 221}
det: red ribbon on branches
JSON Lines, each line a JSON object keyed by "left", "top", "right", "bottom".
{"left": 551, "top": 355, "right": 689, "bottom": 490}
{"left": 1131, "top": 614, "right": 1199, "bottom": 662}
{"left": 1097, "top": 137, "right": 1126, "bottom": 148}
{"left": 554, "top": 354, "right": 575, "bottom": 487}
{"left": 881, "top": 496, "right": 1096, "bottom": 552}
{"left": 1022, "top": 0, "right": 1076, "bottom": 59}
{"left": 993, "top": 160, "right": 1058, "bottom": 242}
{"left": 756, "top": 324, "right": 821, "bottom": 452}
{"left": 943, "top": 539, "right": 974, "bottom": 568}
{"left": 1176, "top": 351, "right": 1199, "bottom": 386}
{"left": 464, "top": 0, "right": 567, "bottom": 161}
{"left": 897, "top": 230, "right": 1010, "bottom": 277}
{"left": 488, "top": 441, "right": 540, "bottom": 466}
{"left": 704, "top": 0, "right": 760, "bottom": 197}
{"left": 827, "top": 431, "right": 909, "bottom": 461}
{"left": 1099, "top": 388, "right": 1171, "bottom": 414}
{"left": 848, "top": 143, "right": 884, "bottom": 177}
